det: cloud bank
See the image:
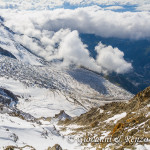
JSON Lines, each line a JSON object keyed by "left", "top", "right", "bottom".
{"left": 1, "top": 7, "right": 150, "bottom": 40}
{"left": 0, "top": 6, "right": 138, "bottom": 74}
{"left": 14, "top": 28, "right": 131, "bottom": 74}
{"left": 95, "top": 43, "right": 132, "bottom": 74}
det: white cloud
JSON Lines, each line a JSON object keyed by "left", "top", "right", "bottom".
{"left": 104, "top": 6, "right": 124, "bottom": 10}
{"left": 14, "top": 29, "right": 72, "bottom": 61}
{"left": 1, "top": 7, "right": 150, "bottom": 40}
{"left": 0, "top": 0, "right": 150, "bottom": 10}
{"left": 14, "top": 29, "right": 132, "bottom": 74}
{"left": 136, "top": 4, "right": 150, "bottom": 11}
{"left": 95, "top": 42, "right": 132, "bottom": 74}
{"left": 90, "top": 0, "right": 149, "bottom": 6}
{"left": 0, "top": 6, "right": 137, "bottom": 74}
{"left": 58, "top": 30, "right": 101, "bottom": 71}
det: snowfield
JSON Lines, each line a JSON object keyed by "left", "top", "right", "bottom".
{"left": 0, "top": 113, "right": 82, "bottom": 150}
{"left": 105, "top": 112, "right": 127, "bottom": 124}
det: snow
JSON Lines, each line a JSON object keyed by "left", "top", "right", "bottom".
{"left": 105, "top": 112, "right": 127, "bottom": 124}
{"left": 101, "top": 131, "right": 110, "bottom": 139}
{"left": 0, "top": 25, "right": 42, "bottom": 66}
{"left": 0, "top": 105, "right": 12, "bottom": 114}
{"left": 135, "top": 144, "right": 150, "bottom": 150}
{"left": 147, "top": 104, "right": 150, "bottom": 107}
{"left": 145, "top": 145, "right": 150, "bottom": 150}
{"left": 0, "top": 113, "right": 82, "bottom": 150}
{"left": 0, "top": 77, "right": 86, "bottom": 118}
{"left": 0, "top": 66, "right": 133, "bottom": 117}
{"left": 146, "top": 112, "right": 150, "bottom": 117}
{"left": 97, "top": 108, "right": 104, "bottom": 114}
{"left": 0, "top": 44, "right": 133, "bottom": 119}
{"left": 0, "top": 73, "right": 132, "bottom": 149}
{"left": 57, "top": 124, "right": 84, "bottom": 136}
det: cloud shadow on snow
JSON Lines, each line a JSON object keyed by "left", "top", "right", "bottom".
{"left": 68, "top": 68, "right": 108, "bottom": 95}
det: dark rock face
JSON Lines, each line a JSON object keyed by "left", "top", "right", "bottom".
{"left": 55, "top": 110, "right": 72, "bottom": 121}
{"left": 0, "top": 95, "right": 11, "bottom": 106}
{"left": 0, "top": 88, "right": 18, "bottom": 105}
{"left": 0, "top": 16, "right": 4, "bottom": 22}
{"left": 47, "top": 144, "right": 63, "bottom": 150}
{"left": 0, "top": 47, "right": 16, "bottom": 59}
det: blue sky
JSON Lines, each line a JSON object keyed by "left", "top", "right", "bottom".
{"left": 0, "top": 0, "right": 150, "bottom": 11}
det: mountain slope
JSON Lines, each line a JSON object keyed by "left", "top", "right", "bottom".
{"left": 60, "top": 86, "right": 150, "bottom": 149}
{"left": 0, "top": 17, "right": 135, "bottom": 149}
{"left": 0, "top": 22, "right": 42, "bottom": 65}
{"left": 0, "top": 21, "right": 133, "bottom": 118}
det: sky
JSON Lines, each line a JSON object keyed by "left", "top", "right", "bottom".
{"left": 0, "top": 0, "right": 150, "bottom": 11}
{"left": 0, "top": 0, "right": 149, "bottom": 74}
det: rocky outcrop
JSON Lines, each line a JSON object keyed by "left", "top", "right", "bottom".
{"left": 0, "top": 47, "right": 16, "bottom": 59}
{"left": 0, "top": 88, "right": 18, "bottom": 106}
{"left": 4, "top": 145, "right": 36, "bottom": 150}
{"left": 47, "top": 144, "right": 62, "bottom": 150}
{"left": 0, "top": 88, "right": 41, "bottom": 124}
{"left": 60, "top": 86, "right": 150, "bottom": 150}
{"left": 54, "top": 110, "right": 71, "bottom": 121}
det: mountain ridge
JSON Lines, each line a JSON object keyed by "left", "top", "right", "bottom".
{"left": 59, "top": 86, "right": 150, "bottom": 149}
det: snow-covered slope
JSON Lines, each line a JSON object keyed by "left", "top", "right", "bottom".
{"left": 0, "top": 22, "right": 133, "bottom": 116}
{"left": 0, "top": 22, "right": 42, "bottom": 65}
{"left": 0, "top": 112, "right": 82, "bottom": 150}
{"left": 0, "top": 57, "right": 133, "bottom": 117}
{"left": 0, "top": 19, "right": 134, "bottom": 149}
